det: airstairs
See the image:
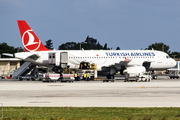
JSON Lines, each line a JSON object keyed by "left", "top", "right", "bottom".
{"left": 12, "top": 62, "right": 36, "bottom": 79}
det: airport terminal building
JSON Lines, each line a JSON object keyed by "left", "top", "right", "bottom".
{"left": 0, "top": 58, "right": 21, "bottom": 77}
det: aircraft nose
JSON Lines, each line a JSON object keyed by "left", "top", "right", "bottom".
{"left": 172, "top": 59, "right": 177, "bottom": 68}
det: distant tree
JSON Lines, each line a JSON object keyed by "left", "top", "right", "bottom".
{"left": 58, "top": 36, "right": 110, "bottom": 50}
{"left": 146, "top": 42, "right": 170, "bottom": 54}
{"left": 58, "top": 42, "right": 79, "bottom": 50}
{"left": 14, "top": 47, "right": 24, "bottom": 52}
{"left": 96, "top": 42, "right": 102, "bottom": 50}
{"left": 170, "top": 51, "right": 180, "bottom": 58}
{"left": 85, "top": 35, "right": 98, "bottom": 50}
{"left": 0, "top": 42, "right": 24, "bottom": 58}
{"left": 103, "top": 43, "right": 107, "bottom": 50}
{"left": 116, "top": 46, "right": 120, "bottom": 50}
{"left": 84, "top": 36, "right": 106, "bottom": 50}
{"left": 45, "top": 39, "right": 53, "bottom": 50}
{"left": 85, "top": 35, "right": 97, "bottom": 46}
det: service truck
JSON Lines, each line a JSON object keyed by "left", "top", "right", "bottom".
{"left": 123, "top": 66, "right": 151, "bottom": 82}
{"left": 138, "top": 72, "right": 152, "bottom": 82}
{"left": 168, "top": 61, "right": 180, "bottom": 79}
{"left": 42, "top": 73, "right": 75, "bottom": 82}
{"left": 169, "top": 69, "right": 179, "bottom": 79}
{"left": 43, "top": 73, "right": 60, "bottom": 82}
{"left": 60, "top": 74, "right": 75, "bottom": 82}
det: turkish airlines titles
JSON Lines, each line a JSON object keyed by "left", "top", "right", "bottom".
{"left": 105, "top": 52, "right": 155, "bottom": 57}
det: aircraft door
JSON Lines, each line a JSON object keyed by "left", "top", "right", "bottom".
{"left": 48, "top": 52, "right": 55, "bottom": 65}
{"left": 143, "top": 62, "right": 151, "bottom": 71}
{"left": 60, "top": 52, "right": 68, "bottom": 68}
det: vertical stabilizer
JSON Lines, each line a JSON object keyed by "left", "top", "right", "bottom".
{"left": 17, "top": 20, "right": 50, "bottom": 52}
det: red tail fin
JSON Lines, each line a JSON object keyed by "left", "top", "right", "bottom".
{"left": 17, "top": 20, "right": 50, "bottom": 52}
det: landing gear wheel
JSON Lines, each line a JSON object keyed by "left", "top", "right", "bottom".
{"left": 107, "top": 74, "right": 114, "bottom": 79}
{"left": 153, "top": 75, "right": 157, "bottom": 79}
{"left": 110, "top": 75, "right": 114, "bottom": 79}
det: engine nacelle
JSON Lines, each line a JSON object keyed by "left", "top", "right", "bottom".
{"left": 123, "top": 66, "right": 146, "bottom": 76}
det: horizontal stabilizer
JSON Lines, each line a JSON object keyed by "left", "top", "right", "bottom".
{"left": 2, "top": 53, "right": 14, "bottom": 57}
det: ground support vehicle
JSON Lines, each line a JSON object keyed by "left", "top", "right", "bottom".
{"left": 124, "top": 73, "right": 139, "bottom": 82}
{"left": 138, "top": 72, "right": 152, "bottom": 82}
{"left": 18, "top": 75, "right": 35, "bottom": 81}
{"left": 42, "top": 73, "right": 75, "bottom": 82}
{"left": 169, "top": 69, "right": 179, "bottom": 79}
{"left": 42, "top": 73, "right": 60, "bottom": 82}
{"left": 124, "top": 72, "right": 151, "bottom": 82}
{"left": 0, "top": 76, "right": 6, "bottom": 79}
{"left": 123, "top": 66, "right": 151, "bottom": 82}
{"left": 60, "top": 74, "right": 75, "bottom": 82}
{"left": 36, "top": 73, "right": 44, "bottom": 81}
{"left": 75, "top": 69, "right": 97, "bottom": 81}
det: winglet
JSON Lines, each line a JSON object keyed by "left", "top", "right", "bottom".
{"left": 17, "top": 20, "right": 50, "bottom": 52}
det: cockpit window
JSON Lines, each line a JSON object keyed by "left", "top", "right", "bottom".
{"left": 166, "top": 55, "right": 170, "bottom": 58}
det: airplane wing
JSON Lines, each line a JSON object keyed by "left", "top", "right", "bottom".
{"left": 113, "top": 59, "right": 155, "bottom": 71}
{"left": 113, "top": 59, "right": 132, "bottom": 69}
{"left": 114, "top": 57, "right": 131, "bottom": 65}
{"left": 117, "top": 59, "right": 132, "bottom": 66}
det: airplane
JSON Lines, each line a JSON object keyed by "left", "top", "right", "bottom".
{"left": 6, "top": 20, "right": 177, "bottom": 79}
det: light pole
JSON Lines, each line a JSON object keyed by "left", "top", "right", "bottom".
{"left": 162, "top": 44, "right": 164, "bottom": 52}
{"left": 80, "top": 42, "right": 87, "bottom": 50}
{"left": 172, "top": 55, "right": 176, "bottom": 59}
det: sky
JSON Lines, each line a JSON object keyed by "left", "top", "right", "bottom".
{"left": 1, "top": 0, "right": 180, "bottom": 52}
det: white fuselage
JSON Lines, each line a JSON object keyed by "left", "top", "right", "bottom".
{"left": 15, "top": 50, "right": 176, "bottom": 71}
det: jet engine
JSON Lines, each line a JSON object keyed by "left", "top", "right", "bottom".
{"left": 123, "top": 66, "right": 146, "bottom": 75}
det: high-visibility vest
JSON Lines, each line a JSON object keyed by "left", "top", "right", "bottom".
{"left": 87, "top": 73, "right": 89, "bottom": 77}
{"left": 75, "top": 73, "right": 77, "bottom": 77}
{"left": 84, "top": 74, "right": 86, "bottom": 78}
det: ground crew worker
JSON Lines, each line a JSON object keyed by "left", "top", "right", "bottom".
{"left": 77, "top": 73, "right": 80, "bottom": 81}
{"left": 87, "top": 73, "right": 89, "bottom": 81}
{"left": 75, "top": 73, "right": 78, "bottom": 81}
{"left": 84, "top": 73, "right": 86, "bottom": 80}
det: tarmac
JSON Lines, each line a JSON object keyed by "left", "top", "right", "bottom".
{"left": 0, "top": 76, "right": 180, "bottom": 107}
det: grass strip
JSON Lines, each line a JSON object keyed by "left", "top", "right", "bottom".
{"left": 0, "top": 107, "right": 180, "bottom": 120}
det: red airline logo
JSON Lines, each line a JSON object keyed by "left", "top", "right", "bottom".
{"left": 22, "top": 30, "right": 41, "bottom": 52}
{"left": 124, "top": 57, "right": 129, "bottom": 62}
